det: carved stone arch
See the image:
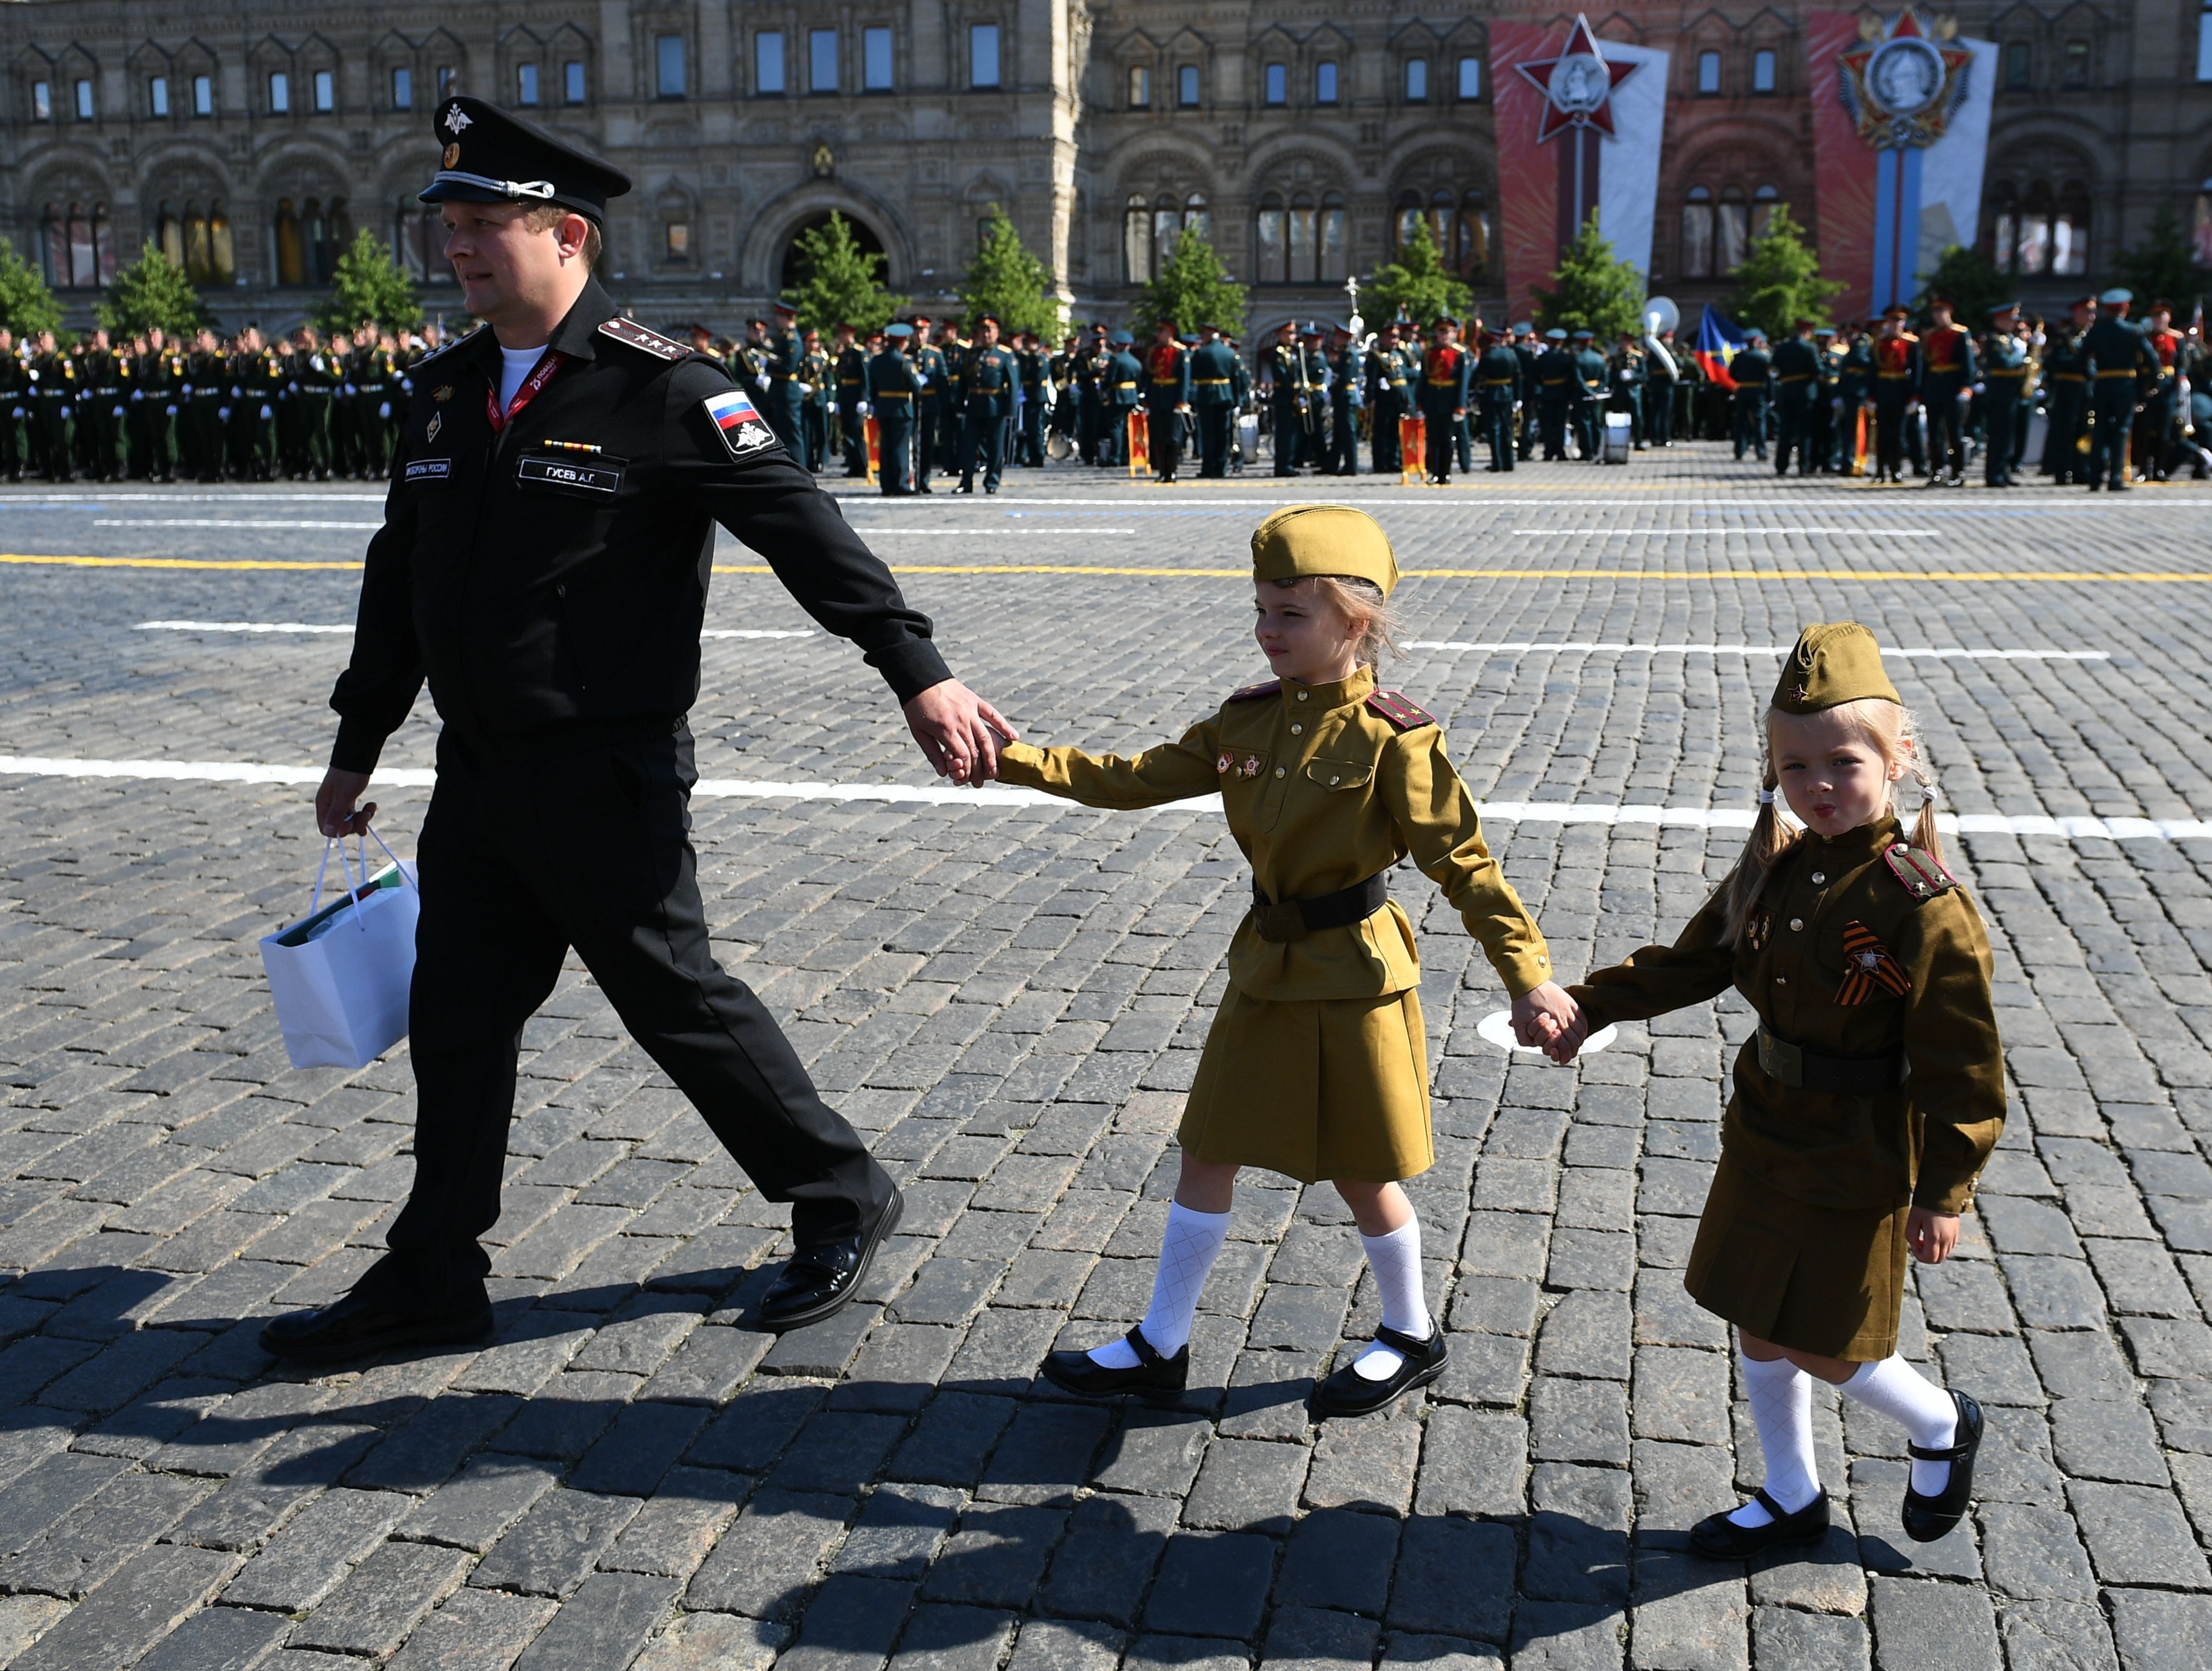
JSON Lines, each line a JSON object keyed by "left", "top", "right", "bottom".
{"left": 1593, "top": 13, "right": 1650, "bottom": 47}
{"left": 741, "top": 182, "right": 910, "bottom": 294}
{"left": 418, "top": 27, "right": 471, "bottom": 96}
{"left": 1111, "top": 135, "right": 1217, "bottom": 197}
{"left": 1245, "top": 134, "right": 1357, "bottom": 194}
{"left": 25, "top": 150, "right": 119, "bottom": 289}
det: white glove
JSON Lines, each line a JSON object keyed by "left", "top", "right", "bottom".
{"left": 113, "top": 405, "right": 125, "bottom": 419}
{"left": 400, "top": 378, "right": 413, "bottom": 393}
{"left": 343, "top": 383, "right": 357, "bottom": 396}
{"left": 166, "top": 404, "right": 178, "bottom": 417}
{"left": 260, "top": 404, "right": 273, "bottom": 421}
{"left": 218, "top": 406, "right": 231, "bottom": 420}
{"left": 378, "top": 402, "right": 391, "bottom": 421}
{"left": 181, "top": 382, "right": 193, "bottom": 396}
{"left": 229, "top": 386, "right": 241, "bottom": 398}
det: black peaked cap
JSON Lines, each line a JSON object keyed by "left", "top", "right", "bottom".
{"left": 418, "top": 96, "right": 631, "bottom": 222}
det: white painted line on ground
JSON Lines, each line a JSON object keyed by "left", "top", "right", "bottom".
{"left": 0, "top": 492, "right": 387, "bottom": 503}
{"left": 95, "top": 518, "right": 381, "bottom": 531}
{"left": 835, "top": 527, "right": 1137, "bottom": 534}
{"left": 132, "top": 621, "right": 814, "bottom": 640}
{"left": 1512, "top": 528, "right": 1939, "bottom": 537}
{"left": 1408, "top": 641, "right": 2111, "bottom": 661}
{"left": 3, "top": 754, "right": 2205, "bottom": 840}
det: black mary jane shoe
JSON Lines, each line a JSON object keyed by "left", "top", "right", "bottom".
{"left": 1901, "top": 1390, "right": 1983, "bottom": 1543}
{"left": 760, "top": 1187, "right": 905, "bottom": 1333}
{"left": 1688, "top": 1489, "right": 1831, "bottom": 1560}
{"left": 260, "top": 1285, "right": 494, "bottom": 1364}
{"left": 1040, "top": 1326, "right": 1189, "bottom": 1401}
{"left": 1314, "top": 1326, "right": 1449, "bottom": 1417}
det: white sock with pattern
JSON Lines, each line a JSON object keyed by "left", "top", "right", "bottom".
{"left": 1087, "top": 1201, "right": 1230, "bottom": 1370}
{"left": 1840, "top": 1355, "right": 1959, "bottom": 1496}
{"left": 1728, "top": 1351, "right": 1823, "bottom": 1528}
{"left": 1353, "top": 1218, "right": 1433, "bottom": 1381}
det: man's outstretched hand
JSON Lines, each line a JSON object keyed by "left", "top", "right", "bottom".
{"left": 316, "top": 768, "right": 376, "bottom": 838}
{"left": 905, "top": 679, "right": 1018, "bottom": 786}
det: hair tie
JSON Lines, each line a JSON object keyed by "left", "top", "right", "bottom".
{"left": 1757, "top": 789, "right": 1775, "bottom": 805}
{"left": 1920, "top": 783, "right": 1939, "bottom": 805}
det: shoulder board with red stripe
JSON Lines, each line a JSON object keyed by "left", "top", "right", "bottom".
{"left": 1226, "top": 681, "right": 1280, "bottom": 703}
{"left": 597, "top": 318, "right": 690, "bottom": 361}
{"left": 1365, "top": 689, "right": 1437, "bottom": 731}
{"left": 1882, "top": 842, "right": 1958, "bottom": 902}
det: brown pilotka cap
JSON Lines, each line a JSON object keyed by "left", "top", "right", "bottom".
{"left": 1771, "top": 622, "right": 1901, "bottom": 713}
{"left": 1250, "top": 504, "right": 1400, "bottom": 598}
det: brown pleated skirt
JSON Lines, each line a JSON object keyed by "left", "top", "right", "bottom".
{"left": 1684, "top": 1150, "right": 1911, "bottom": 1360}
{"left": 1179, "top": 982, "right": 1433, "bottom": 1184}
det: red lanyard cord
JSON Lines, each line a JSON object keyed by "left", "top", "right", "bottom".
{"left": 487, "top": 349, "right": 565, "bottom": 434}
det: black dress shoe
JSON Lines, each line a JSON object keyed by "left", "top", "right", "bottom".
{"left": 260, "top": 1286, "right": 493, "bottom": 1364}
{"left": 759, "top": 1187, "right": 904, "bottom": 1332}
{"left": 1688, "top": 1489, "right": 1831, "bottom": 1559}
{"left": 1315, "top": 1325, "right": 1448, "bottom": 1416}
{"left": 1040, "top": 1326, "right": 1188, "bottom": 1401}
{"left": 1901, "top": 1390, "right": 1983, "bottom": 1542}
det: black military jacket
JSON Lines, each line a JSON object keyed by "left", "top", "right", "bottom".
{"left": 329, "top": 277, "right": 949, "bottom": 773}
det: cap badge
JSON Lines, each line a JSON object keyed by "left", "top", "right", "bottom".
{"left": 443, "top": 143, "right": 461, "bottom": 169}
{"left": 1792, "top": 681, "right": 1809, "bottom": 702}
{"left": 443, "top": 103, "right": 472, "bottom": 136}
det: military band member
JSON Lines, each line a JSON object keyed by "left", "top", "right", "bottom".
{"left": 1917, "top": 298, "right": 1976, "bottom": 487}
{"left": 1000, "top": 507, "right": 1576, "bottom": 1413}
{"left": 1769, "top": 320, "right": 1820, "bottom": 476}
{"left": 869, "top": 321, "right": 920, "bottom": 494}
{"left": 796, "top": 326, "right": 829, "bottom": 473}
{"left": 833, "top": 322, "right": 869, "bottom": 477}
{"left": 1535, "top": 328, "right": 1574, "bottom": 459}
{"left": 1014, "top": 329, "right": 1048, "bottom": 467}
{"left": 1978, "top": 303, "right": 2030, "bottom": 487}
{"left": 955, "top": 313, "right": 1016, "bottom": 494}
{"left": 1607, "top": 331, "right": 1645, "bottom": 452}
{"left": 0, "top": 328, "right": 23, "bottom": 481}
{"left": 2138, "top": 299, "right": 2183, "bottom": 482}
{"left": 1364, "top": 323, "right": 1409, "bottom": 475}
{"left": 1645, "top": 324, "right": 1680, "bottom": 448}
{"left": 1418, "top": 318, "right": 1470, "bottom": 483}
{"left": 1477, "top": 327, "right": 1520, "bottom": 472}
{"left": 29, "top": 330, "right": 76, "bottom": 481}
{"left": 1869, "top": 308, "right": 1919, "bottom": 484}
{"left": 1569, "top": 329, "right": 1607, "bottom": 460}
{"left": 1143, "top": 317, "right": 1193, "bottom": 483}
{"left": 2084, "top": 287, "right": 2153, "bottom": 492}
{"left": 1323, "top": 324, "right": 1359, "bottom": 477}
{"left": 2040, "top": 297, "right": 2094, "bottom": 481}
{"left": 1512, "top": 322, "right": 1541, "bottom": 458}
{"left": 909, "top": 316, "right": 946, "bottom": 491}
{"left": 1562, "top": 622, "right": 2001, "bottom": 1560}
{"left": 1074, "top": 325, "right": 1109, "bottom": 465}
{"left": 1105, "top": 328, "right": 1144, "bottom": 467}
{"left": 266, "top": 97, "right": 1012, "bottom": 1362}
{"left": 1189, "top": 322, "right": 1238, "bottom": 478}
{"left": 1731, "top": 331, "right": 1772, "bottom": 463}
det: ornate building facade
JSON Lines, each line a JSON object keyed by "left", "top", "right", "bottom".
{"left": 3, "top": 0, "right": 2206, "bottom": 335}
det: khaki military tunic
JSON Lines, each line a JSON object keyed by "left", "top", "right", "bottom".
{"left": 997, "top": 666, "right": 1552, "bottom": 1183}
{"left": 1570, "top": 815, "right": 2004, "bottom": 1358}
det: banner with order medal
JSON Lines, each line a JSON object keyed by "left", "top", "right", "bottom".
{"left": 1809, "top": 7, "right": 1998, "bottom": 319}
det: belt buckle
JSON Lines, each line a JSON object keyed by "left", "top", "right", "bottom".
{"left": 1756, "top": 1030, "right": 1803, "bottom": 1088}
{"left": 1253, "top": 901, "right": 1308, "bottom": 944}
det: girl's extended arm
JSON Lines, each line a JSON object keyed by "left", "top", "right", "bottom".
{"left": 1568, "top": 888, "right": 1738, "bottom": 1029}
{"left": 997, "top": 723, "right": 1221, "bottom": 809}
{"left": 1385, "top": 729, "right": 1553, "bottom": 997}
{"left": 1903, "top": 894, "right": 2005, "bottom": 1214}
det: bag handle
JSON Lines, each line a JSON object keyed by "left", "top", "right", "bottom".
{"left": 308, "top": 828, "right": 416, "bottom": 923}
{"left": 363, "top": 824, "right": 417, "bottom": 890}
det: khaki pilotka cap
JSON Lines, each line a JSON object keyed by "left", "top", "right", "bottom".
{"left": 1771, "top": 622, "right": 1901, "bottom": 714}
{"left": 1250, "top": 505, "right": 1400, "bottom": 598}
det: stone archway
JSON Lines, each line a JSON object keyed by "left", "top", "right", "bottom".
{"left": 779, "top": 210, "right": 888, "bottom": 293}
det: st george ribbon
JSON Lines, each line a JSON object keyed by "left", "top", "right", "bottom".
{"left": 1810, "top": 7, "right": 1998, "bottom": 317}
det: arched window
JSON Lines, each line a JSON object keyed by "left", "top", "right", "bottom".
{"left": 1992, "top": 178, "right": 2089, "bottom": 276}
{"left": 303, "top": 198, "right": 329, "bottom": 282}
{"left": 1184, "top": 193, "right": 1209, "bottom": 247}
{"left": 1257, "top": 191, "right": 1285, "bottom": 283}
{"left": 1681, "top": 186, "right": 1714, "bottom": 277}
{"left": 44, "top": 201, "right": 112, "bottom": 288}
{"left": 209, "top": 202, "right": 234, "bottom": 284}
{"left": 2054, "top": 183, "right": 2089, "bottom": 275}
{"left": 1393, "top": 185, "right": 1488, "bottom": 281}
{"left": 1286, "top": 193, "right": 1315, "bottom": 278}
{"left": 1258, "top": 189, "right": 1342, "bottom": 284}
{"left": 1751, "top": 183, "right": 1780, "bottom": 240}
{"left": 1123, "top": 192, "right": 1153, "bottom": 283}
{"left": 1318, "top": 192, "right": 1347, "bottom": 281}
{"left": 1696, "top": 49, "right": 1721, "bottom": 93}
{"left": 157, "top": 201, "right": 185, "bottom": 269}
{"left": 276, "top": 197, "right": 304, "bottom": 286}
{"left": 1457, "top": 189, "right": 1491, "bottom": 281}
{"left": 1153, "top": 194, "right": 1183, "bottom": 267}
{"left": 1717, "top": 184, "right": 1749, "bottom": 271}
{"left": 41, "top": 203, "right": 65, "bottom": 287}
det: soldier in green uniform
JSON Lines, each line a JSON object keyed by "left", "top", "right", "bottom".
{"left": 1141, "top": 317, "right": 1193, "bottom": 482}
{"left": 77, "top": 328, "right": 123, "bottom": 482}
{"left": 1265, "top": 324, "right": 1308, "bottom": 477}
{"left": 1769, "top": 320, "right": 1820, "bottom": 476}
{"left": 1475, "top": 327, "right": 1520, "bottom": 472}
{"left": 1189, "top": 322, "right": 1239, "bottom": 478}
{"left": 1073, "top": 324, "right": 1108, "bottom": 466}
{"left": 2083, "top": 287, "right": 2153, "bottom": 491}
{"left": 907, "top": 315, "right": 945, "bottom": 490}
{"left": 1977, "top": 303, "right": 2029, "bottom": 487}
{"left": 1048, "top": 331, "right": 1079, "bottom": 457}
{"left": 1363, "top": 323, "right": 1408, "bottom": 476}
{"left": 1569, "top": 329, "right": 1607, "bottom": 459}
{"left": 1806, "top": 327, "right": 1840, "bottom": 472}
{"left": 29, "top": 331, "right": 76, "bottom": 482}
{"left": 1916, "top": 298, "right": 1976, "bottom": 487}
{"left": 797, "top": 326, "right": 830, "bottom": 473}
{"left": 1560, "top": 622, "right": 2001, "bottom": 1561}
{"left": 1105, "top": 328, "right": 1143, "bottom": 467}
{"left": 1512, "top": 323, "right": 1540, "bottom": 458}
{"left": 1535, "top": 327, "right": 1574, "bottom": 459}
{"left": 0, "top": 329, "right": 24, "bottom": 482}
{"left": 954, "top": 313, "right": 1017, "bottom": 494}
{"left": 347, "top": 329, "right": 394, "bottom": 480}
{"left": 1321, "top": 324, "right": 1359, "bottom": 477}
{"left": 293, "top": 327, "right": 340, "bottom": 482}
{"left": 1606, "top": 331, "right": 1645, "bottom": 451}
{"left": 832, "top": 322, "right": 868, "bottom": 477}
{"left": 1731, "top": 331, "right": 1772, "bottom": 462}
{"left": 869, "top": 322, "right": 919, "bottom": 494}
{"left": 1645, "top": 324, "right": 1680, "bottom": 449}
{"left": 1014, "top": 329, "right": 1048, "bottom": 467}
{"left": 1417, "top": 318, "right": 1470, "bottom": 483}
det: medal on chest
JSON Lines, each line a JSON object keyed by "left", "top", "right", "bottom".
{"left": 1746, "top": 910, "right": 1771, "bottom": 952}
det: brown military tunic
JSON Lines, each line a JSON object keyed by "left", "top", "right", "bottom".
{"left": 998, "top": 665, "right": 1553, "bottom": 1183}
{"left": 1571, "top": 815, "right": 2003, "bottom": 1359}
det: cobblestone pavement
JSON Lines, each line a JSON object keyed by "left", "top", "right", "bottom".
{"left": 2, "top": 448, "right": 2211, "bottom": 1671}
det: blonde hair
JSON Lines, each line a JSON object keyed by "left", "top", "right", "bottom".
{"left": 1268, "top": 573, "right": 1405, "bottom": 668}
{"left": 1721, "top": 697, "right": 1944, "bottom": 947}
{"left": 522, "top": 203, "right": 603, "bottom": 271}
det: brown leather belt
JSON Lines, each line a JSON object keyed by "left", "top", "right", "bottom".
{"left": 1755, "top": 1026, "right": 1907, "bottom": 1095}
{"left": 1251, "top": 873, "right": 1389, "bottom": 943}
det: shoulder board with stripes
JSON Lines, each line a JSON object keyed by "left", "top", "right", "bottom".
{"left": 1882, "top": 843, "right": 1958, "bottom": 902}
{"left": 1226, "top": 681, "right": 1280, "bottom": 703}
{"left": 597, "top": 318, "right": 690, "bottom": 361}
{"left": 414, "top": 324, "right": 483, "bottom": 366}
{"left": 1365, "top": 689, "right": 1437, "bottom": 731}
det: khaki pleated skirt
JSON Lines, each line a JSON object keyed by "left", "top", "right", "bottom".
{"left": 1179, "top": 982, "right": 1433, "bottom": 1184}
{"left": 1684, "top": 1150, "right": 1911, "bottom": 1360}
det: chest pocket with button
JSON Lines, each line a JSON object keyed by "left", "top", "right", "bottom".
{"left": 1305, "top": 760, "right": 1373, "bottom": 792}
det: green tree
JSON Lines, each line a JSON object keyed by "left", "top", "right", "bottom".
{"left": 1364, "top": 216, "right": 1471, "bottom": 328}
{"left": 958, "top": 204, "right": 1063, "bottom": 341}
{"left": 312, "top": 228, "right": 423, "bottom": 335}
{"left": 1726, "top": 204, "right": 1846, "bottom": 341}
{"left": 1911, "top": 241, "right": 2009, "bottom": 328}
{"left": 2114, "top": 206, "right": 2204, "bottom": 316}
{"left": 1133, "top": 226, "right": 1247, "bottom": 337}
{"left": 0, "top": 239, "right": 62, "bottom": 337}
{"left": 1530, "top": 211, "right": 1645, "bottom": 342}
{"left": 98, "top": 242, "right": 212, "bottom": 337}
{"left": 780, "top": 211, "right": 905, "bottom": 336}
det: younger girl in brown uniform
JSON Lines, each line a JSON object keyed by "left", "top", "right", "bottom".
{"left": 1557, "top": 623, "right": 2004, "bottom": 1554}
{"left": 995, "top": 506, "right": 1580, "bottom": 1413}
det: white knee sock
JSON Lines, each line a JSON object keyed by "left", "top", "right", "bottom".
{"left": 1088, "top": 1201, "right": 1230, "bottom": 1368}
{"left": 1839, "top": 1354, "right": 1959, "bottom": 1496}
{"left": 1353, "top": 1217, "right": 1433, "bottom": 1382}
{"left": 1728, "top": 1352, "right": 1823, "bottom": 1527}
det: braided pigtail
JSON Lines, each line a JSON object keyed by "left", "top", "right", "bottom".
{"left": 1896, "top": 711, "right": 1945, "bottom": 867}
{"left": 1721, "top": 716, "right": 1801, "bottom": 947}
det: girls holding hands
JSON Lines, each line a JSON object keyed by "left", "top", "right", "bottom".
{"left": 1554, "top": 623, "right": 2004, "bottom": 1555}
{"left": 996, "top": 505, "right": 1579, "bottom": 1414}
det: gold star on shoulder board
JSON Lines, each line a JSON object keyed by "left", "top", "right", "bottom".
{"left": 433, "top": 385, "right": 453, "bottom": 402}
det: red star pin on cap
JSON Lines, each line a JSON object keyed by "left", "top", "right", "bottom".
{"left": 1515, "top": 13, "right": 1640, "bottom": 142}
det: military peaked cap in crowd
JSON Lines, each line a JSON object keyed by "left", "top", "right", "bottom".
{"left": 1771, "top": 622, "right": 1901, "bottom": 715}
{"left": 1250, "top": 504, "right": 1399, "bottom": 598}
{"left": 420, "top": 97, "right": 632, "bottom": 223}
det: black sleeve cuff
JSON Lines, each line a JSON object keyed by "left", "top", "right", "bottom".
{"left": 330, "top": 719, "right": 387, "bottom": 777}
{"left": 867, "top": 639, "right": 955, "bottom": 707}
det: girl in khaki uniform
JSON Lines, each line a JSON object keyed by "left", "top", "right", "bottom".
{"left": 1558, "top": 623, "right": 2004, "bottom": 1557}
{"left": 997, "top": 505, "right": 1579, "bottom": 1414}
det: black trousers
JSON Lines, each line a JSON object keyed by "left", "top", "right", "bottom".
{"left": 1647, "top": 379, "right": 1675, "bottom": 446}
{"left": 1926, "top": 384, "right": 1966, "bottom": 476}
{"left": 1195, "top": 403, "right": 1230, "bottom": 477}
{"left": 1421, "top": 398, "right": 1457, "bottom": 480}
{"left": 1981, "top": 389, "right": 2017, "bottom": 483}
{"left": 385, "top": 728, "right": 894, "bottom": 1307}
{"left": 1773, "top": 392, "right": 1814, "bottom": 474}
{"left": 1146, "top": 397, "right": 1184, "bottom": 478}
{"left": 1480, "top": 392, "right": 1515, "bottom": 471}
{"left": 959, "top": 406, "right": 1005, "bottom": 490}
{"left": 2087, "top": 386, "right": 2136, "bottom": 487}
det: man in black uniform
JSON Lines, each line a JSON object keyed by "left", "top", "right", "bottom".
{"left": 264, "top": 98, "right": 1016, "bottom": 1363}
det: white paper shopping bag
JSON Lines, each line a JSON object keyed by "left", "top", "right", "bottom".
{"left": 261, "top": 831, "right": 421, "bottom": 1070}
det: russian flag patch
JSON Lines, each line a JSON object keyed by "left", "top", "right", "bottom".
{"left": 703, "top": 388, "right": 774, "bottom": 457}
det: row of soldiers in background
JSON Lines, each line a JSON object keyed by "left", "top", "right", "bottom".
{"left": 1696, "top": 288, "right": 2206, "bottom": 488}
{"left": 0, "top": 321, "right": 446, "bottom": 485}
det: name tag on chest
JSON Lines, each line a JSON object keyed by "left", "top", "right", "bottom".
{"left": 518, "top": 454, "right": 623, "bottom": 496}
{"left": 404, "top": 458, "right": 452, "bottom": 484}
